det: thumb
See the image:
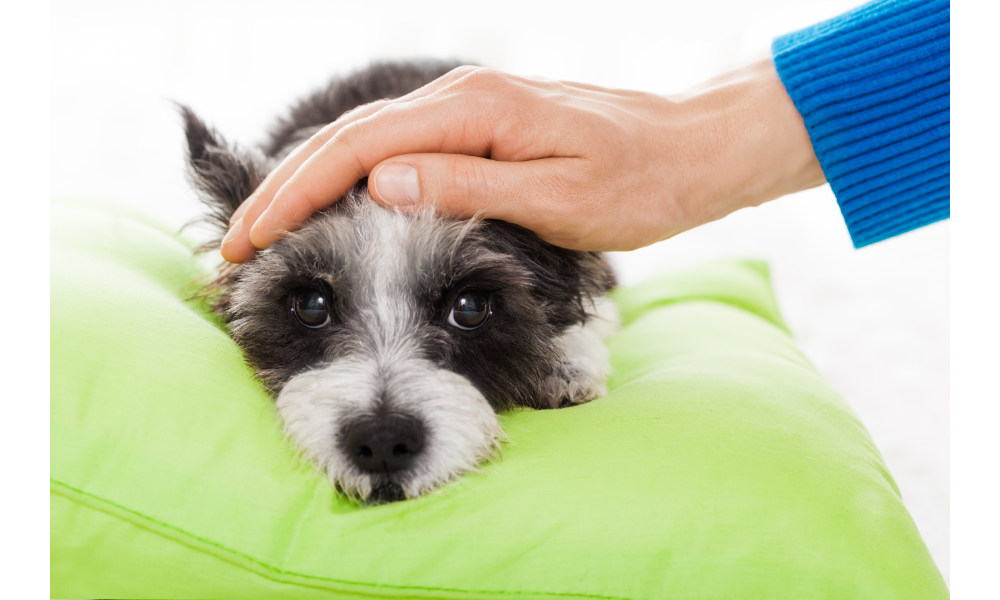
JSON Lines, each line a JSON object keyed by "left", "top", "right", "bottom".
{"left": 369, "top": 154, "right": 575, "bottom": 228}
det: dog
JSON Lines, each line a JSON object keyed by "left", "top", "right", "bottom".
{"left": 181, "top": 60, "right": 618, "bottom": 504}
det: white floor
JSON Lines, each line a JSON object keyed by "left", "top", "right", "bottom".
{"left": 51, "top": 0, "right": 949, "bottom": 582}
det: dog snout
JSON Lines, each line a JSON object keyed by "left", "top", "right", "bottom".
{"left": 342, "top": 414, "right": 425, "bottom": 474}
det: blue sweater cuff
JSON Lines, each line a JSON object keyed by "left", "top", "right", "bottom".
{"left": 772, "top": 0, "right": 950, "bottom": 248}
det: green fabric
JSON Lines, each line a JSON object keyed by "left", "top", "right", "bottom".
{"left": 51, "top": 199, "right": 946, "bottom": 599}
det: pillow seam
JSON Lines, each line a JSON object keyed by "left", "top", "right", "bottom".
{"left": 51, "top": 478, "right": 635, "bottom": 600}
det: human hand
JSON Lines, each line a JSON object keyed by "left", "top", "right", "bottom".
{"left": 221, "top": 59, "right": 824, "bottom": 262}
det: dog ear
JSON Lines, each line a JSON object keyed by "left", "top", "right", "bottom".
{"left": 179, "top": 105, "right": 267, "bottom": 242}
{"left": 481, "top": 220, "right": 616, "bottom": 329}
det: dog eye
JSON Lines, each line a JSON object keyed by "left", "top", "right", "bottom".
{"left": 292, "top": 289, "right": 330, "bottom": 328}
{"left": 448, "top": 291, "right": 491, "bottom": 330}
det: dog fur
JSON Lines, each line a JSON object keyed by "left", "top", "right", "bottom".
{"left": 181, "top": 59, "right": 618, "bottom": 504}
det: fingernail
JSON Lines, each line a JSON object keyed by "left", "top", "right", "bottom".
{"left": 374, "top": 164, "right": 420, "bottom": 205}
{"left": 222, "top": 217, "right": 242, "bottom": 248}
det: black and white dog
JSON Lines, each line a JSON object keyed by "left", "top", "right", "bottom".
{"left": 181, "top": 60, "right": 618, "bottom": 504}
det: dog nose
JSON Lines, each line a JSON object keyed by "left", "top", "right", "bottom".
{"left": 342, "top": 415, "right": 425, "bottom": 473}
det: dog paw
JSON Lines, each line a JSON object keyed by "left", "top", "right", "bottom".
{"left": 542, "top": 297, "right": 619, "bottom": 409}
{"left": 542, "top": 353, "right": 610, "bottom": 409}
{"left": 545, "top": 364, "right": 608, "bottom": 408}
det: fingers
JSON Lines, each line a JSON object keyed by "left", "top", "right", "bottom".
{"left": 231, "top": 68, "right": 476, "bottom": 228}
{"left": 369, "top": 153, "right": 589, "bottom": 247}
{"left": 246, "top": 90, "right": 506, "bottom": 249}
{"left": 222, "top": 97, "right": 395, "bottom": 233}
{"left": 220, "top": 66, "right": 485, "bottom": 262}
{"left": 219, "top": 104, "right": 389, "bottom": 262}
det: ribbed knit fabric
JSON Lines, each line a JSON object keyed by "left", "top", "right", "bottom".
{"left": 772, "top": 0, "right": 950, "bottom": 248}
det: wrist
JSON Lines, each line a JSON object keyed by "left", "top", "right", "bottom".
{"left": 666, "top": 59, "right": 825, "bottom": 232}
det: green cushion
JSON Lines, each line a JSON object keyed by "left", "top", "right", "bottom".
{"left": 51, "top": 199, "right": 946, "bottom": 599}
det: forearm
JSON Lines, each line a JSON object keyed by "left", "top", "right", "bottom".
{"left": 665, "top": 59, "right": 826, "bottom": 233}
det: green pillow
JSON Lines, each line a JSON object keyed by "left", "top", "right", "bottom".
{"left": 51, "top": 199, "right": 946, "bottom": 599}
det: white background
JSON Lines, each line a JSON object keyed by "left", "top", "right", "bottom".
{"left": 50, "top": 0, "right": 950, "bottom": 583}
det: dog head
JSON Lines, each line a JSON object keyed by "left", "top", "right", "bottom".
{"left": 182, "top": 107, "right": 615, "bottom": 503}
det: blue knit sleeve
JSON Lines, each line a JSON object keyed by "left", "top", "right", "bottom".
{"left": 772, "top": 0, "right": 950, "bottom": 248}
